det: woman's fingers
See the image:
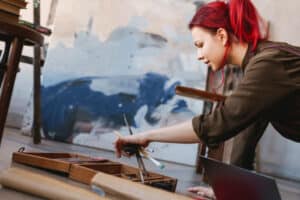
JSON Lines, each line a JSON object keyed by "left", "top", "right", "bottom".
{"left": 188, "top": 186, "right": 201, "bottom": 192}
{"left": 114, "top": 136, "right": 136, "bottom": 158}
{"left": 187, "top": 186, "right": 216, "bottom": 200}
{"left": 114, "top": 134, "right": 150, "bottom": 158}
{"left": 114, "top": 137, "right": 126, "bottom": 158}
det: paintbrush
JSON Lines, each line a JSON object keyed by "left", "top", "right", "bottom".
{"left": 113, "top": 130, "right": 165, "bottom": 169}
{"left": 139, "top": 149, "right": 165, "bottom": 169}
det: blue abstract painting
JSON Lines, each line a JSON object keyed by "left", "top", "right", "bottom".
{"left": 41, "top": 0, "right": 207, "bottom": 165}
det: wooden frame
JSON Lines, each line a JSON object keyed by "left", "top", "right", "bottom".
{"left": 12, "top": 151, "right": 177, "bottom": 192}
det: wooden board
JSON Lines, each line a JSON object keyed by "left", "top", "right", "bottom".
{"left": 12, "top": 152, "right": 108, "bottom": 173}
{"left": 12, "top": 152, "right": 177, "bottom": 192}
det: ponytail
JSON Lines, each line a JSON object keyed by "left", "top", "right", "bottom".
{"left": 189, "top": 0, "right": 263, "bottom": 51}
{"left": 228, "top": 0, "right": 261, "bottom": 50}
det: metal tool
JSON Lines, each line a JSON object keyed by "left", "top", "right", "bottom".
{"left": 123, "top": 114, "right": 148, "bottom": 183}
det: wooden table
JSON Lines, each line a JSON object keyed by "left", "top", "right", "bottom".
{"left": 0, "top": 20, "right": 44, "bottom": 146}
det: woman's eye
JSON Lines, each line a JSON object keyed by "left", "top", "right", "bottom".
{"left": 197, "top": 42, "right": 203, "bottom": 48}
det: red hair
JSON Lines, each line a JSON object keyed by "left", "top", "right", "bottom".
{"left": 189, "top": 0, "right": 262, "bottom": 51}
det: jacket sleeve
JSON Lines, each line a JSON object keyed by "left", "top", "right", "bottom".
{"left": 192, "top": 58, "right": 296, "bottom": 147}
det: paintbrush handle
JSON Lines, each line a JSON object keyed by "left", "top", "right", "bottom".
{"left": 139, "top": 149, "right": 165, "bottom": 169}
{"left": 113, "top": 130, "right": 123, "bottom": 137}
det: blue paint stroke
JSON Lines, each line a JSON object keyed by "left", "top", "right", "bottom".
{"left": 41, "top": 72, "right": 187, "bottom": 141}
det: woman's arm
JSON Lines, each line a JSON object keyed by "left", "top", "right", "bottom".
{"left": 147, "top": 120, "right": 201, "bottom": 143}
{"left": 114, "top": 120, "right": 201, "bottom": 158}
{"left": 193, "top": 58, "right": 296, "bottom": 147}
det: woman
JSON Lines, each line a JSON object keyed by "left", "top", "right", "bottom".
{"left": 115, "top": 0, "right": 300, "bottom": 198}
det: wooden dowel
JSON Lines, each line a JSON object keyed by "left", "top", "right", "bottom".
{"left": 175, "top": 85, "right": 226, "bottom": 102}
{"left": 113, "top": 130, "right": 123, "bottom": 137}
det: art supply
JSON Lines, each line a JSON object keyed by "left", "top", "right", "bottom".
{"left": 140, "top": 149, "right": 165, "bottom": 169}
{"left": 113, "top": 130, "right": 165, "bottom": 169}
{"left": 12, "top": 151, "right": 178, "bottom": 192}
{"left": 123, "top": 114, "right": 148, "bottom": 183}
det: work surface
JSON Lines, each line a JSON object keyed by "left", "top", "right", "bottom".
{"left": 0, "top": 128, "right": 202, "bottom": 199}
{"left": 0, "top": 128, "right": 300, "bottom": 199}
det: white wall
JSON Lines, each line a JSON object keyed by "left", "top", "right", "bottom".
{"left": 253, "top": 0, "right": 300, "bottom": 46}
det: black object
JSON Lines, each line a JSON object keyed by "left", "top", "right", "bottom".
{"left": 122, "top": 144, "right": 139, "bottom": 155}
{"left": 200, "top": 156, "right": 282, "bottom": 200}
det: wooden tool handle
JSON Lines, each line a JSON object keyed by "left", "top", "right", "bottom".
{"left": 0, "top": 167, "right": 107, "bottom": 200}
{"left": 175, "top": 86, "right": 226, "bottom": 102}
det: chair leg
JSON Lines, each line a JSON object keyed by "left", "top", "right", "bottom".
{"left": 0, "top": 40, "right": 11, "bottom": 87}
{"left": 32, "top": 44, "right": 41, "bottom": 144}
{"left": 0, "top": 38, "right": 23, "bottom": 145}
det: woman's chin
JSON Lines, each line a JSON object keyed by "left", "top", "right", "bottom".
{"left": 210, "top": 64, "right": 224, "bottom": 72}
{"left": 209, "top": 65, "right": 218, "bottom": 71}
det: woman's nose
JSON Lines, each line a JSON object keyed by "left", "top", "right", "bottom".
{"left": 198, "top": 56, "right": 203, "bottom": 60}
{"left": 197, "top": 49, "right": 204, "bottom": 60}
{"left": 197, "top": 55, "right": 204, "bottom": 60}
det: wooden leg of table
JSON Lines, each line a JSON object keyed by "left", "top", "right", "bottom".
{"left": 196, "top": 143, "right": 207, "bottom": 174}
{"left": 33, "top": 44, "right": 41, "bottom": 144}
{"left": 0, "top": 38, "right": 23, "bottom": 145}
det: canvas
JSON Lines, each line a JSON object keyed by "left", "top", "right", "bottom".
{"left": 40, "top": 0, "right": 207, "bottom": 165}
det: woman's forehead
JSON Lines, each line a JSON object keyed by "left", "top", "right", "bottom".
{"left": 191, "top": 27, "right": 211, "bottom": 41}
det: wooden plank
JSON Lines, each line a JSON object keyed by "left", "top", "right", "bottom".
{"left": 175, "top": 85, "right": 226, "bottom": 102}
{"left": 69, "top": 164, "right": 99, "bottom": 184}
{"left": 12, "top": 152, "right": 107, "bottom": 173}
{"left": 12, "top": 152, "right": 71, "bottom": 172}
{"left": 92, "top": 171, "right": 191, "bottom": 200}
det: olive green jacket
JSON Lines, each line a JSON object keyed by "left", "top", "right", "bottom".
{"left": 192, "top": 41, "right": 300, "bottom": 147}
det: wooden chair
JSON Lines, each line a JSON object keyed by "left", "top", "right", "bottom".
{"left": 0, "top": 19, "right": 43, "bottom": 146}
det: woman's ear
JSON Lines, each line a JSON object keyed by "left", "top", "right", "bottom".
{"left": 216, "top": 28, "right": 229, "bottom": 46}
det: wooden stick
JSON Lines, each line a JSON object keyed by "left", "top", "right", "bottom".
{"left": 113, "top": 130, "right": 123, "bottom": 137}
{"left": 175, "top": 85, "right": 226, "bottom": 102}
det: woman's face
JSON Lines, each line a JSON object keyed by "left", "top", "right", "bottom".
{"left": 191, "top": 27, "right": 228, "bottom": 71}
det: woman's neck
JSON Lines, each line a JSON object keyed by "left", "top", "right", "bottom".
{"left": 228, "top": 42, "right": 249, "bottom": 67}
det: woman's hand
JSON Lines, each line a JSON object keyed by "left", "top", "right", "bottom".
{"left": 114, "top": 133, "right": 150, "bottom": 158}
{"left": 188, "top": 186, "right": 216, "bottom": 200}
